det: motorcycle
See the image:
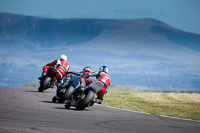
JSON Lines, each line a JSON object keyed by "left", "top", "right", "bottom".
{"left": 64, "top": 80, "right": 104, "bottom": 110}
{"left": 52, "top": 72, "right": 80, "bottom": 103}
{"left": 38, "top": 66, "right": 64, "bottom": 92}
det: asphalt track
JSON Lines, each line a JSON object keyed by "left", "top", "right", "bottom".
{"left": 0, "top": 87, "right": 199, "bottom": 133}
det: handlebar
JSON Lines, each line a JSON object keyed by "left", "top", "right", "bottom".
{"left": 65, "top": 71, "right": 76, "bottom": 74}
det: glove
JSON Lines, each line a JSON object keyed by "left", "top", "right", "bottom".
{"left": 72, "top": 71, "right": 76, "bottom": 74}
{"left": 65, "top": 71, "right": 75, "bottom": 75}
{"left": 82, "top": 72, "right": 89, "bottom": 78}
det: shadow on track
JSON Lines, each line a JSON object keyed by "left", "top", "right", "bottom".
{"left": 25, "top": 90, "right": 38, "bottom": 93}
{"left": 52, "top": 106, "right": 94, "bottom": 111}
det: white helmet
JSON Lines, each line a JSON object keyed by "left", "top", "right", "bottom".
{"left": 61, "top": 54, "right": 67, "bottom": 61}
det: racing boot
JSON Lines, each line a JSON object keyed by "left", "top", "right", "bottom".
{"left": 94, "top": 98, "right": 103, "bottom": 104}
{"left": 89, "top": 98, "right": 102, "bottom": 107}
{"left": 38, "top": 76, "right": 44, "bottom": 80}
{"left": 38, "top": 73, "right": 46, "bottom": 80}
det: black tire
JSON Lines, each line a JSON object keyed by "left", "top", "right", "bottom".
{"left": 59, "top": 86, "right": 74, "bottom": 103}
{"left": 76, "top": 90, "right": 94, "bottom": 110}
{"left": 38, "top": 86, "right": 44, "bottom": 92}
{"left": 52, "top": 96, "right": 57, "bottom": 103}
{"left": 38, "top": 77, "right": 51, "bottom": 92}
{"left": 65, "top": 101, "right": 71, "bottom": 109}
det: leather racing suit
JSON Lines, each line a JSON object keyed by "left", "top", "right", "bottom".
{"left": 42, "top": 59, "right": 69, "bottom": 80}
{"left": 87, "top": 71, "right": 111, "bottom": 101}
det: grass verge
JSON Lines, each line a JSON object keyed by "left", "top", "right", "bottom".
{"left": 103, "top": 91, "right": 200, "bottom": 121}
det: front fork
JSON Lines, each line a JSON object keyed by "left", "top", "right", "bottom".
{"left": 49, "top": 78, "right": 57, "bottom": 88}
{"left": 67, "top": 89, "right": 85, "bottom": 107}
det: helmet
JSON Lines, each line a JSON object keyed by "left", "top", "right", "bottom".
{"left": 61, "top": 54, "right": 67, "bottom": 61}
{"left": 99, "top": 66, "right": 108, "bottom": 73}
{"left": 83, "top": 67, "right": 92, "bottom": 72}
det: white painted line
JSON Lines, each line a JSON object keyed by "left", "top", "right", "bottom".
{"left": 95, "top": 104, "right": 200, "bottom": 123}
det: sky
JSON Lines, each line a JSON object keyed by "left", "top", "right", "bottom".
{"left": 0, "top": 0, "right": 200, "bottom": 34}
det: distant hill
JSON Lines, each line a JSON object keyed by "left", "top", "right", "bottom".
{"left": 0, "top": 13, "right": 200, "bottom": 90}
{"left": 1, "top": 13, "right": 200, "bottom": 50}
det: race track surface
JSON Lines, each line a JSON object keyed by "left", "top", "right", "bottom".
{"left": 0, "top": 87, "right": 200, "bottom": 133}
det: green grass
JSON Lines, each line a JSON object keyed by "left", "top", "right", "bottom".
{"left": 103, "top": 91, "right": 200, "bottom": 121}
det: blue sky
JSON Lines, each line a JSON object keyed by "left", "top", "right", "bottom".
{"left": 0, "top": 0, "right": 200, "bottom": 34}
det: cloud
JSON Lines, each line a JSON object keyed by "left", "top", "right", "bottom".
{"left": 114, "top": 7, "right": 155, "bottom": 15}
{"left": 69, "top": 63, "right": 84, "bottom": 71}
{"left": 0, "top": 57, "right": 46, "bottom": 68}
{"left": 34, "top": 13, "right": 52, "bottom": 18}
{"left": 113, "top": 7, "right": 164, "bottom": 17}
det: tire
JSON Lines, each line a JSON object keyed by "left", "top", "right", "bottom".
{"left": 65, "top": 100, "right": 71, "bottom": 109}
{"left": 59, "top": 86, "right": 74, "bottom": 103}
{"left": 38, "top": 77, "right": 52, "bottom": 92}
{"left": 38, "top": 86, "right": 44, "bottom": 92}
{"left": 52, "top": 96, "right": 57, "bottom": 103}
{"left": 76, "top": 90, "right": 94, "bottom": 110}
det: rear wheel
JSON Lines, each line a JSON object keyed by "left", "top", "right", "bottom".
{"left": 76, "top": 90, "right": 94, "bottom": 110}
{"left": 38, "top": 77, "right": 51, "bottom": 92}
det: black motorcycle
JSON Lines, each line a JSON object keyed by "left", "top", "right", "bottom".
{"left": 65, "top": 81, "right": 103, "bottom": 110}
{"left": 52, "top": 72, "right": 79, "bottom": 103}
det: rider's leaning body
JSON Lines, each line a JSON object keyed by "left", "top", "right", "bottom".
{"left": 40, "top": 55, "right": 69, "bottom": 80}
{"left": 86, "top": 66, "right": 111, "bottom": 104}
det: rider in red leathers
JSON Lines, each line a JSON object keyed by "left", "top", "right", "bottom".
{"left": 81, "top": 67, "right": 94, "bottom": 86}
{"left": 86, "top": 66, "right": 111, "bottom": 104}
{"left": 39, "top": 55, "right": 69, "bottom": 83}
{"left": 72, "top": 67, "right": 94, "bottom": 91}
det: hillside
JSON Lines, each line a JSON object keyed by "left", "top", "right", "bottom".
{"left": 0, "top": 13, "right": 200, "bottom": 90}
{"left": 1, "top": 13, "right": 200, "bottom": 51}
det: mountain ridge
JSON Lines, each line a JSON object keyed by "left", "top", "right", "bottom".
{"left": 0, "top": 13, "right": 200, "bottom": 90}
{"left": 1, "top": 12, "right": 200, "bottom": 55}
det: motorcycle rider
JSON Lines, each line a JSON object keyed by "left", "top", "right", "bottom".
{"left": 86, "top": 66, "right": 111, "bottom": 104}
{"left": 62, "top": 67, "right": 94, "bottom": 105}
{"left": 72, "top": 67, "right": 94, "bottom": 92}
{"left": 39, "top": 54, "right": 69, "bottom": 84}
{"left": 81, "top": 67, "right": 94, "bottom": 87}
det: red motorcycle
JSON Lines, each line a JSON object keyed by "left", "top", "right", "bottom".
{"left": 38, "top": 66, "right": 65, "bottom": 92}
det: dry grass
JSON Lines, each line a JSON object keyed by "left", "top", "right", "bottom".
{"left": 103, "top": 91, "right": 200, "bottom": 121}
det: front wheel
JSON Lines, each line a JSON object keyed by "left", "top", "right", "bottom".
{"left": 59, "top": 86, "right": 74, "bottom": 103}
{"left": 52, "top": 96, "right": 57, "bottom": 103}
{"left": 65, "top": 100, "right": 71, "bottom": 109}
{"left": 38, "top": 77, "right": 52, "bottom": 92}
{"left": 76, "top": 90, "right": 94, "bottom": 110}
